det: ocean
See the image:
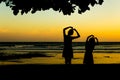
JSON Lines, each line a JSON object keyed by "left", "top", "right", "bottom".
{"left": 0, "top": 42, "right": 120, "bottom": 53}
{"left": 0, "top": 42, "right": 120, "bottom": 64}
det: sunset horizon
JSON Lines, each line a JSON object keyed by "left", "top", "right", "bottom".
{"left": 0, "top": 0, "right": 120, "bottom": 42}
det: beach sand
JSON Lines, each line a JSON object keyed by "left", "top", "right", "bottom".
{"left": 1, "top": 53, "right": 120, "bottom": 65}
{"left": 0, "top": 53, "right": 120, "bottom": 79}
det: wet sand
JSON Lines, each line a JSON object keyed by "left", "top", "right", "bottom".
{"left": 1, "top": 53, "right": 120, "bottom": 65}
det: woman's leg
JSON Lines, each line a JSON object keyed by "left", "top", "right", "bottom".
{"left": 65, "top": 57, "right": 71, "bottom": 64}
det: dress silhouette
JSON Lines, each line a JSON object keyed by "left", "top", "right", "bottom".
{"left": 63, "top": 26, "right": 80, "bottom": 65}
{"left": 83, "top": 35, "right": 98, "bottom": 64}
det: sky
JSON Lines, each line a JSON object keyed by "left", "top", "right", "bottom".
{"left": 0, "top": 0, "right": 120, "bottom": 42}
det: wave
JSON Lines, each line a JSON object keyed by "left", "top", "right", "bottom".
{"left": 0, "top": 42, "right": 120, "bottom": 53}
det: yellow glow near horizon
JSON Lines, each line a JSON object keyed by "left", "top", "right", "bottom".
{"left": 0, "top": 0, "right": 120, "bottom": 42}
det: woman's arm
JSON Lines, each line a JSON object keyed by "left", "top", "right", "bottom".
{"left": 63, "top": 26, "right": 73, "bottom": 36}
{"left": 72, "top": 29, "right": 80, "bottom": 39}
{"left": 94, "top": 37, "right": 99, "bottom": 45}
{"left": 86, "top": 35, "right": 94, "bottom": 42}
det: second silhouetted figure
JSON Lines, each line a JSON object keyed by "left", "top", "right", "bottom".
{"left": 83, "top": 35, "right": 98, "bottom": 64}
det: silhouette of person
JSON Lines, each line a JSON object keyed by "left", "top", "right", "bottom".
{"left": 83, "top": 35, "right": 99, "bottom": 64}
{"left": 63, "top": 26, "right": 80, "bottom": 65}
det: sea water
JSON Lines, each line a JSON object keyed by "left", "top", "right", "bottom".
{"left": 0, "top": 42, "right": 120, "bottom": 53}
{"left": 0, "top": 42, "right": 120, "bottom": 64}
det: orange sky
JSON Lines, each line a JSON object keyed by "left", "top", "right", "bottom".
{"left": 0, "top": 0, "right": 120, "bottom": 42}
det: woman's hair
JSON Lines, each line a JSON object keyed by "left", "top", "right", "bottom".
{"left": 89, "top": 37, "right": 95, "bottom": 44}
{"left": 68, "top": 29, "right": 73, "bottom": 35}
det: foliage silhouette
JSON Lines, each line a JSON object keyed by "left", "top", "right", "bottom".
{"left": 0, "top": 0, "right": 103, "bottom": 15}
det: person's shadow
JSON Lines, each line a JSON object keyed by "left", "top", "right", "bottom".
{"left": 83, "top": 35, "right": 98, "bottom": 64}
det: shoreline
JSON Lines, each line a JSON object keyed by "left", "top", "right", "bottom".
{"left": 1, "top": 53, "right": 120, "bottom": 65}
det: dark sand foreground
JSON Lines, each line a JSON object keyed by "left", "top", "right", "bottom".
{"left": 1, "top": 53, "right": 120, "bottom": 79}
{"left": 0, "top": 64, "right": 120, "bottom": 79}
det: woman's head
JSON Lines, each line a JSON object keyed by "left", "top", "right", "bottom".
{"left": 68, "top": 29, "right": 73, "bottom": 35}
{"left": 89, "top": 37, "right": 95, "bottom": 44}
